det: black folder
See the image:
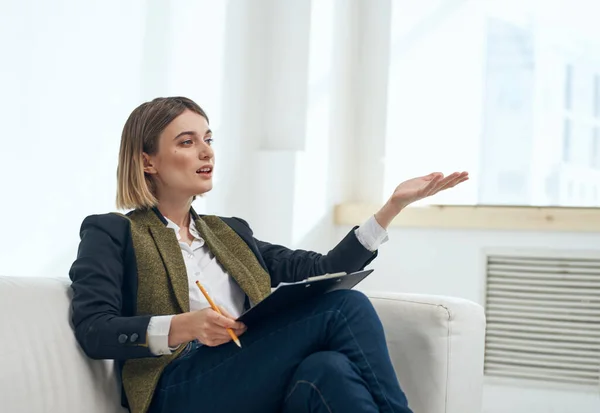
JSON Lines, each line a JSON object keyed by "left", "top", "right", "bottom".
{"left": 236, "top": 269, "right": 374, "bottom": 325}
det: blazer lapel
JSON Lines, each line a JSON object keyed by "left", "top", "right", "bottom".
{"left": 193, "top": 215, "right": 269, "bottom": 305}
{"left": 146, "top": 212, "right": 190, "bottom": 313}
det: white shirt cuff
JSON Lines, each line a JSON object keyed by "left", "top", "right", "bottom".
{"left": 354, "top": 215, "right": 389, "bottom": 252}
{"left": 147, "top": 315, "right": 178, "bottom": 356}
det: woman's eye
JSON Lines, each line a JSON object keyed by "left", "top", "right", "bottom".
{"left": 205, "top": 138, "right": 214, "bottom": 145}
{"left": 182, "top": 139, "right": 193, "bottom": 145}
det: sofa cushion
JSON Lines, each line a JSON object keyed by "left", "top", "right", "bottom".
{"left": 0, "top": 276, "right": 125, "bottom": 413}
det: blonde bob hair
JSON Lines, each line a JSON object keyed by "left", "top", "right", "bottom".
{"left": 116, "top": 96, "right": 208, "bottom": 210}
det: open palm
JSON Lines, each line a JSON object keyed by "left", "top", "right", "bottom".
{"left": 390, "top": 171, "right": 469, "bottom": 209}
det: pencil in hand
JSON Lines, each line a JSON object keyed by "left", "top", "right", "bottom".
{"left": 195, "top": 280, "right": 242, "bottom": 348}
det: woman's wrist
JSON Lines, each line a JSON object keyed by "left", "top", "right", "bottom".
{"left": 168, "top": 313, "right": 193, "bottom": 348}
{"left": 374, "top": 200, "right": 403, "bottom": 230}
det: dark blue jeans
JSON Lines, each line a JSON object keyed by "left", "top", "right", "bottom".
{"left": 149, "top": 290, "right": 412, "bottom": 413}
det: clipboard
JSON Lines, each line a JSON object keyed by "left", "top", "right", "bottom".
{"left": 236, "top": 269, "right": 374, "bottom": 326}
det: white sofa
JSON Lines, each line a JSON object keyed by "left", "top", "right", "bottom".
{"left": 0, "top": 276, "right": 486, "bottom": 413}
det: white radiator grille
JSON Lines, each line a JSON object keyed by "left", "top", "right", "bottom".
{"left": 484, "top": 252, "right": 600, "bottom": 387}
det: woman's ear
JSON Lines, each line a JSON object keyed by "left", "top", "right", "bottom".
{"left": 142, "top": 153, "right": 157, "bottom": 174}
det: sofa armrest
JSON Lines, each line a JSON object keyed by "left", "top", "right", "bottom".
{"left": 366, "top": 292, "right": 486, "bottom": 413}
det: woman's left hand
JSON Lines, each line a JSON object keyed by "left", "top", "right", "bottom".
{"left": 374, "top": 171, "right": 469, "bottom": 229}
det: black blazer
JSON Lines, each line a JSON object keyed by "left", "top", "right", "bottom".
{"left": 69, "top": 209, "right": 378, "bottom": 364}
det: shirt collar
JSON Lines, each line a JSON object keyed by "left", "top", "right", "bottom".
{"left": 165, "top": 214, "right": 201, "bottom": 241}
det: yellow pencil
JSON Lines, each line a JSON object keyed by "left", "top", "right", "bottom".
{"left": 195, "top": 280, "right": 242, "bottom": 348}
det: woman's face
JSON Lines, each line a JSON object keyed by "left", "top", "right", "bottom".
{"left": 143, "top": 109, "right": 214, "bottom": 201}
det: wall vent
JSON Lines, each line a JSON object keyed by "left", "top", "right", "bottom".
{"left": 484, "top": 250, "right": 600, "bottom": 387}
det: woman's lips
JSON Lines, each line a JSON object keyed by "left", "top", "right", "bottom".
{"left": 196, "top": 166, "right": 213, "bottom": 178}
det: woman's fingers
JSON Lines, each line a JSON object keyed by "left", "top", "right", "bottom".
{"left": 423, "top": 173, "right": 445, "bottom": 196}
{"left": 210, "top": 307, "right": 247, "bottom": 342}
{"left": 194, "top": 307, "right": 246, "bottom": 347}
{"left": 202, "top": 324, "right": 235, "bottom": 346}
{"left": 217, "top": 307, "right": 247, "bottom": 337}
{"left": 200, "top": 329, "right": 230, "bottom": 346}
{"left": 209, "top": 308, "right": 245, "bottom": 330}
{"left": 437, "top": 172, "right": 464, "bottom": 191}
{"left": 432, "top": 171, "right": 469, "bottom": 194}
{"left": 218, "top": 306, "right": 246, "bottom": 329}
{"left": 444, "top": 172, "right": 469, "bottom": 190}
{"left": 233, "top": 325, "right": 247, "bottom": 337}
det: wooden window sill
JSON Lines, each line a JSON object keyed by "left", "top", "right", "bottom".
{"left": 334, "top": 203, "right": 600, "bottom": 232}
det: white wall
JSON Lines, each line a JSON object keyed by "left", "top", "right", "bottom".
{"left": 0, "top": 0, "right": 227, "bottom": 278}
{"left": 0, "top": 0, "right": 147, "bottom": 277}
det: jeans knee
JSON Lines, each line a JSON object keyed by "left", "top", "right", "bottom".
{"left": 332, "top": 289, "right": 375, "bottom": 312}
{"left": 295, "top": 351, "right": 352, "bottom": 380}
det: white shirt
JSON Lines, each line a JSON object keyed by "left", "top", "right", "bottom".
{"left": 147, "top": 215, "right": 389, "bottom": 355}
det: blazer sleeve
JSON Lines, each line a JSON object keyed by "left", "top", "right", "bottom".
{"left": 69, "top": 214, "right": 154, "bottom": 361}
{"left": 232, "top": 218, "right": 377, "bottom": 287}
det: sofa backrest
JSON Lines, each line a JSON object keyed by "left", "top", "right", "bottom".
{"left": 0, "top": 276, "right": 125, "bottom": 413}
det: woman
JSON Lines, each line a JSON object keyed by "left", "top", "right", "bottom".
{"left": 69, "top": 96, "right": 468, "bottom": 413}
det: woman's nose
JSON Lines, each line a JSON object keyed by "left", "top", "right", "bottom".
{"left": 199, "top": 143, "right": 214, "bottom": 160}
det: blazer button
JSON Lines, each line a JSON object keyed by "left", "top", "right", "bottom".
{"left": 130, "top": 333, "right": 139, "bottom": 343}
{"left": 118, "top": 334, "right": 128, "bottom": 344}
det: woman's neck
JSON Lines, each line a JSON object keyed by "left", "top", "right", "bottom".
{"left": 156, "top": 197, "right": 193, "bottom": 228}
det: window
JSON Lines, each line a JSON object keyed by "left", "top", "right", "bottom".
{"left": 592, "top": 127, "right": 600, "bottom": 169}
{"left": 592, "top": 75, "right": 600, "bottom": 169}
{"left": 384, "top": 0, "right": 600, "bottom": 207}
{"left": 563, "top": 119, "right": 572, "bottom": 163}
